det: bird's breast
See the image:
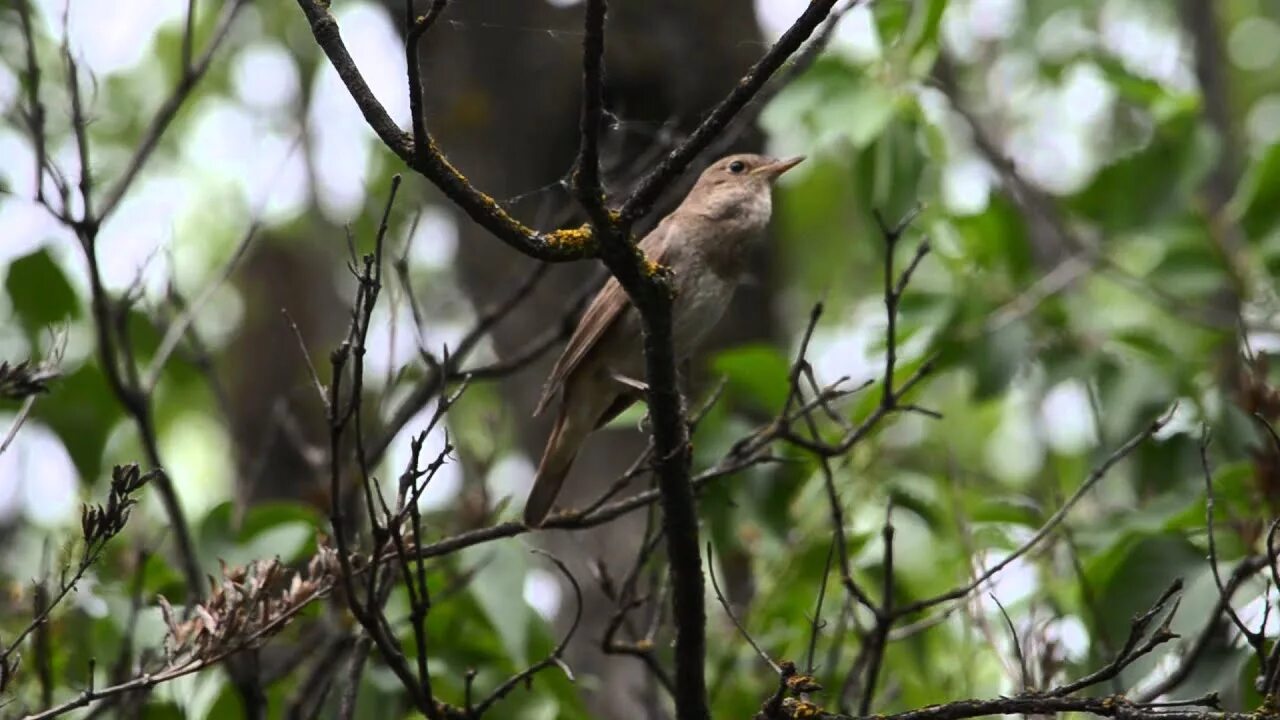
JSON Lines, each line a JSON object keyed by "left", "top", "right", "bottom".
{"left": 672, "top": 270, "right": 736, "bottom": 357}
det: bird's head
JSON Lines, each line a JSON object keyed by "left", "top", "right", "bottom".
{"left": 683, "top": 153, "right": 805, "bottom": 228}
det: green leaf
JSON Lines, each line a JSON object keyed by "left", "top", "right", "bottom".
{"left": 238, "top": 501, "right": 323, "bottom": 538}
{"left": 462, "top": 541, "right": 532, "bottom": 666}
{"left": 967, "top": 496, "right": 1042, "bottom": 526}
{"left": 1086, "top": 533, "right": 1203, "bottom": 687}
{"left": 197, "top": 502, "right": 316, "bottom": 570}
{"left": 1095, "top": 57, "right": 1194, "bottom": 117}
{"left": 5, "top": 248, "right": 80, "bottom": 336}
{"left": 971, "top": 322, "right": 1032, "bottom": 399}
{"left": 902, "top": 0, "right": 948, "bottom": 55}
{"left": 712, "top": 344, "right": 791, "bottom": 413}
{"left": 948, "top": 195, "right": 1034, "bottom": 279}
{"left": 32, "top": 363, "right": 123, "bottom": 479}
{"left": 1068, "top": 111, "right": 1215, "bottom": 232}
{"left": 1232, "top": 141, "right": 1280, "bottom": 239}
{"left": 762, "top": 56, "right": 898, "bottom": 150}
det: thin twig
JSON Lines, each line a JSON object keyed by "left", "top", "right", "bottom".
{"left": 469, "top": 551, "right": 582, "bottom": 717}
{"left": 1199, "top": 431, "right": 1268, "bottom": 672}
{"left": 707, "top": 543, "right": 781, "bottom": 674}
{"left": 896, "top": 408, "right": 1175, "bottom": 616}
{"left": 805, "top": 537, "right": 837, "bottom": 676}
{"left": 97, "top": 0, "right": 248, "bottom": 220}
{"left": 858, "top": 504, "right": 896, "bottom": 715}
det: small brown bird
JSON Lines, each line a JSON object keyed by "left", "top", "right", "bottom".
{"left": 523, "top": 153, "right": 804, "bottom": 526}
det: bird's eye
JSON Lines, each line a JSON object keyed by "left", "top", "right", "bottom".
{"left": 728, "top": 160, "right": 746, "bottom": 174}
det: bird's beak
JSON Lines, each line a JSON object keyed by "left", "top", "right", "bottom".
{"left": 753, "top": 155, "right": 806, "bottom": 180}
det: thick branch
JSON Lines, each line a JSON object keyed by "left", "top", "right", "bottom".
{"left": 819, "top": 693, "right": 1245, "bottom": 720}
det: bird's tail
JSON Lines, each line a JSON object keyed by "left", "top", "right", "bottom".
{"left": 524, "top": 407, "right": 583, "bottom": 527}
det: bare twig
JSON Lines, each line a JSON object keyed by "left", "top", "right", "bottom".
{"left": 1199, "top": 431, "right": 1268, "bottom": 672}
{"left": 1051, "top": 580, "right": 1183, "bottom": 697}
{"left": 1, "top": 465, "right": 154, "bottom": 668}
{"left": 143, "top": 221, "right": 261, "bottom": 393}
{"left": 97, "top": 0, "right": 248, "bottom": 220}
{"left": 707, "top": 543, "right": 781, "bottom": 675}
{"left": 405, "top": 0, "right": 449, "bottom": 167}
{"left": 896, "top": 408, "right": 1175, "bottom": 616}
{"left": 857, "top": 505, "right": 896, "bottom": 715}
{"left": 805, "top": 537, "right": 837, "bottom": 676}
{"left": 468, "top": 551, "right": 582, "bottom": 717}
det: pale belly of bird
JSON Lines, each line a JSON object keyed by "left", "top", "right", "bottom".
{"left": 671, "top": 270, "right": 736, "bottom": 359}
{"left": 593, "top": 270, "right": 736, "bottom": 385}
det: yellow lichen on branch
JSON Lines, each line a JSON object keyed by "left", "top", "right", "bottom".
{"left": 546, "top": 223, "right": 596, "bottom": 251}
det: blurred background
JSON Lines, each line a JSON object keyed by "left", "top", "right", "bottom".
{"left": 3, "top": 0, "right": 1280, "bottom": 717}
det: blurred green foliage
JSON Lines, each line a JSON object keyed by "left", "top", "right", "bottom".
{"left": 5, "top": 0, "right": 1280, "bottom": 718}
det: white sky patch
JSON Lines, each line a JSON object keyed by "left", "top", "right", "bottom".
{"left": 184, "top": 98, "right": 309, "bottom": 225}
{"left": 95, "top": 172, "right": 186, "bottom": 295}
{"left": 1006, "top": 121, "right": 1093, "bottom": 195}
{"left": 976, "top": 544, "right": 1038, "bottom": 611}
{"left": 192, "top": 285, "right": 247, "bottom": 351}
{"left": 1152, "top": 400, "right": 1197, "bottom": 441}
{"left": 0, "top": 129, "right": 38, "bottom": 198}
{"left": 808, "top": 297, "right": 936, "bottom": 391}
{"left": 1098, "top": 0, "right": 1192, "bottom": 91}
{"left": 985, "top": 51, "right": 1038, "bottom": 108}
{"left": 753, "top": 0, "right": 881, "bottom": 62}
{"left": 307, "top": 2, "right": 409, "bottom": 221}
{"left": 233, "top": 42, "right": 302, "bottom": 113}
{"left": 0, "top": 420, "right": 79, "bottom": 527}
{"left": 942, "top": 155, "right": 993, "bottom": 215}
{"left": 967, "top": 0, "right": 1024, "bottom": 42}
{"left": 211, "top": 80, "right": 271, "bottom": 141}
{"left": 523, "top": 566, "right": 563, "bottom": 621}
{"left": 1044, "top": 615, "right": 1090, "bottom": 663}
{"left": 1035, "top": 8, "right": 1095, "bottom": 61}
{"left": 384, "top": 403, "right": 462, "bottom": 512}
{"left": 70, "top": 574, "right": 110, "bottom": 618}
{"left": 1060, "top": 62, "right": 1116, "bottom": 126}
{"left": 36, "top": 0, "right": 184, "bottom": 76}
{"left": 486, "top": 454, "right": 535, "bottom": 513}
{"left": 832, "top": 4, "right": 882, "bottom": 63}
{"left": 941, "top": 1, "right": 980, "bottom": 62}
{"left": 807, "top": 306, "right": 884, "bottom": 389}
{"left": 309, "top": 75, "right": 372, "bottom": 220}
{"left": 408, "top": 206, "right": 461, "bottom": 270}
{"left": 985, "top": 384, "right": 1045, "bottom": 484}
{"left": 0, "top": 201, "right": 63, "bottom": 269}
{"left": 1038, "top": 379, "right": 1099, "bottom": 454}
{"left": 0, "top": 63, "right": 17, "bottom": 113}
{"left": 1239, "top": 586, "right": 1280, "bottom": 637}
{"left": 0, "top": 432, "right": 23, "bottom": 522}
{"left": 365, "top": 302, "right": 421, "bottom": 382}
{"left": 754, "top": 0, "right": 812, "bottom": 40}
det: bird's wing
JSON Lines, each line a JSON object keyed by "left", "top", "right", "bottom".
{"left": 533, "top": 219, "right": 676, "bottom": 416}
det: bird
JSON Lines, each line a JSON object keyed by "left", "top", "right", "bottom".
{"left": 523, "top": 153, "right": 805, "bottom": 526}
